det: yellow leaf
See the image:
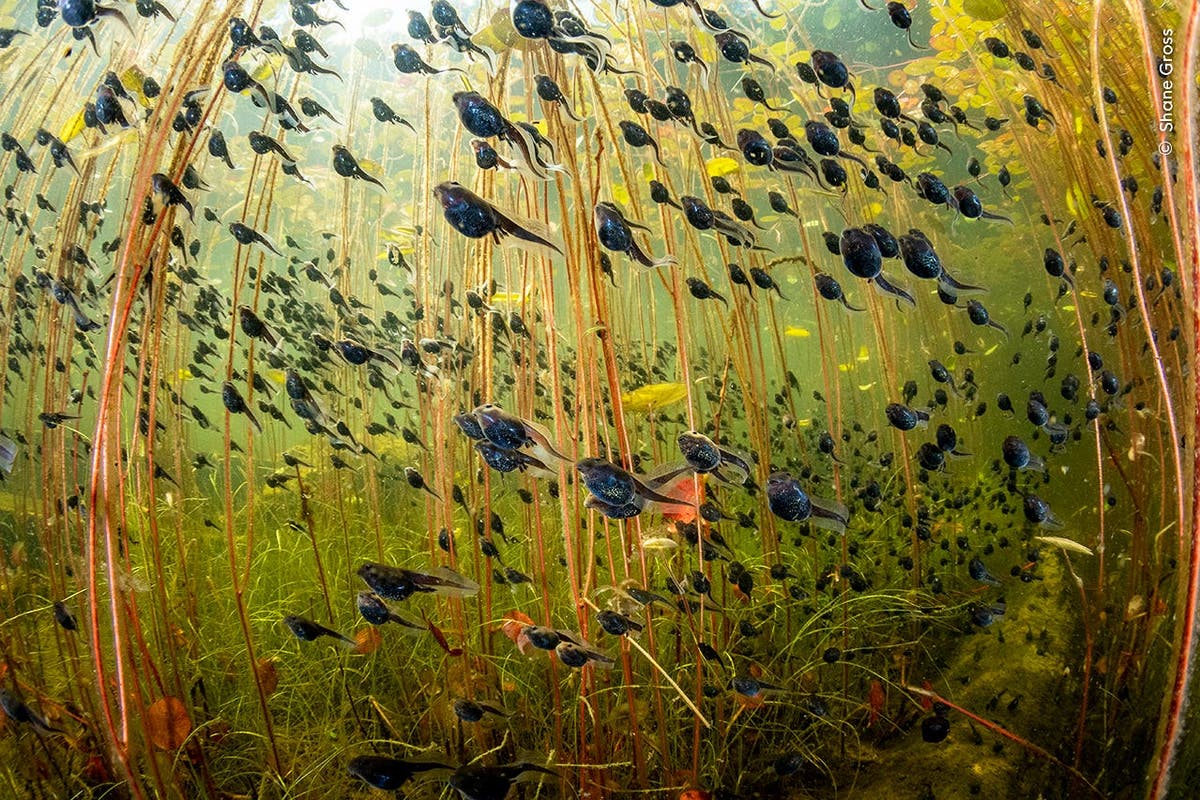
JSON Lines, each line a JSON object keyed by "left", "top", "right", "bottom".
{"left": 768, "top": 40, "right": 790, "bottom": 59}
{"left": 963, "top": 0, "right": 1007, "bottom": 21}
{"left": 858, "top": 382, "right": 877, "bottom": 391}
{"left": 856, "top": 345, "right": 870, "bottom": 362}
{"left": 1065, "top": 183, "right": 1089, "bottom": 217}
{"left": 251, "top": 55, "right": 285, "bottom": 83}
{"left": 119, "top": 66, "right": 150, "bottom": 107}
{"left": 59, "top": 109, "right": 87, "bottom": 144}
{"left": 474, "top": 8, "right": 519, "bottom": 52}
{"left": 1061, "top": 305, "right": 1076, "bottom": 311}
{"left": 785, "top": 325, "right": 811, "bottom": 338}
{"left": 622, "top": 382, "right": 688, "bottom": 413}
{"left": 706, "top": 157, "right": 739, "bottom": 177}
{"left": 1034, "top": 535, "right": 1094, "bottom": 556}
{"left": 612, "top": 183, "right": 630, "bottom": 205}
{"left": 642, "top": 537, "right": 679, "bottom": 552}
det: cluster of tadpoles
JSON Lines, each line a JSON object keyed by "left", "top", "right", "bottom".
{"left": 453, "top": 403, "right": 850, "bottom": 533}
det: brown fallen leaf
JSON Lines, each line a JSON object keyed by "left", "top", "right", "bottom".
{"left": 256, "top": 657, "right": 279, "bottom": 696}
{"left": 353, "top": 627, "right": 382, "bottom": 655}
{"left": 146, "top": 696, "right": 191, "bottom": 750}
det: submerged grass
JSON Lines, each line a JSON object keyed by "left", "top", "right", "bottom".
{"left": 0, "top": 0, "right": 1195, "bottom": 798}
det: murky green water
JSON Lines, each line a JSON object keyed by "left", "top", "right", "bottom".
{"left": 0, "top": 1, "right": 1194, "bottom": 799}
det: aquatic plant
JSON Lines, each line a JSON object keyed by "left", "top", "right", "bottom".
{"left": 0, "top": 1, "right": 1195, "bottom": 799}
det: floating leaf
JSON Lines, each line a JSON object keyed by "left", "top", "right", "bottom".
{"left": 424, "top": 613, "right": 463, "bottom": 656}
{"left": 622, "top": 382, "right": 688, "bottom": 413}
{"left": 821, "top": 4, "right": 841, "bottom": 31}
{"left": 146, "top": 696, "right": 191, "bottom": 751}
{"left": 1034, "top": 535, "right": 1094, "bottom": 556}
{"left": 475, "top": 8, "right": 520, "bottom": 52}
{"left": 356, "top": 158, "right": 382, "bottom": 178}
{"left": 612, "top": 183, "right": 631, "bottom": 205}
{"left": 119, "top": 66, "right": 150, "bottom": 107}
{"left": 642, "top": 536, "right": 679, "bottom": 552}
{"left": 353, "top": 627, "right": 382, "bottom": 655}
{"left": 256, "top": 657, "right": 279, "bottom": 695}
{"left": 59, "top": 108, "right": 86, "bottom": 144}
{"left": 500, "top": 611, "right": 536, "bottom": 655}
{"left": 251, "top": 54, "right": 284, "bottom": 83}
{"left": 706, "top": 157, "right": 740, "bottom": 177}
{"left": 785, "top": 325, "right": 811, "bottom": 338}
{"left": 962, "top": 0, "right": 1007, "bottom": 21}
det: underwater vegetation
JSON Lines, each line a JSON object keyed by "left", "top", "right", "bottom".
{"left": 0, "top": 0, "right": 1197, "bottom": 798}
